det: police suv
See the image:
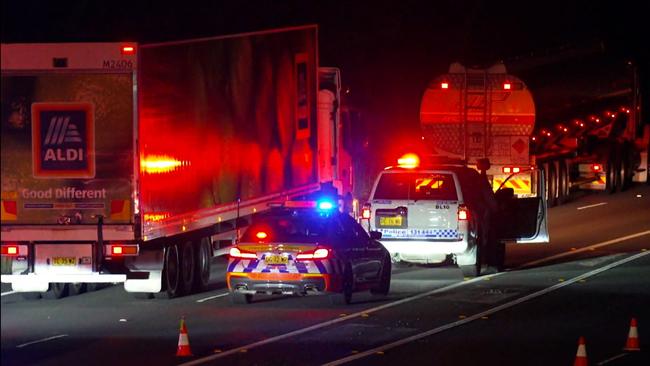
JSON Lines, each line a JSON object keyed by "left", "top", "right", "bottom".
{"left": 362, "top": 154, "right": 549, "bottom": 277}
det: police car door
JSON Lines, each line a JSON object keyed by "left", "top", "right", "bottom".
{"left": 495, "top": 168, "right": 550, "bottom": 243}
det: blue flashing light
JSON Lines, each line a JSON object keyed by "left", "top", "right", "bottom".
{"left": 317, "top": 200, "right": 334, "bottom": 210}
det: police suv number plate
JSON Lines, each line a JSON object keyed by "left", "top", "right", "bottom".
{"left": 379, "top": 216, "right": 402, "bottom": 227}
{"left": 266, "top": 255, "right": 288, "bottom": 265}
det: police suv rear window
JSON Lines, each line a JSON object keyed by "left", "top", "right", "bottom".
{"left": 240, "top": 211, "right": 329, "bottom": 243}
{"left": 373, "top": 172, "right": 458, "bottom": 201}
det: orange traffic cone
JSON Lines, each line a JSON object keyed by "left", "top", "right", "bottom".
{"left": 176, "top": 317, "right": 193, "bottom": 357}
{"left": 574, "top": 336, "right": 588, "bottom": 366}
{"left": 623, "top": 318, "right": 640, "bottom": 351}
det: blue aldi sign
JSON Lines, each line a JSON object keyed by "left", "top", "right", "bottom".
{"left": 32, "top": 103, "right": 95, "bottom": 178}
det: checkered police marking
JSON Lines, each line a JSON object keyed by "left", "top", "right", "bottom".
{"left": 379, "top": 228, "right": 460, "bottom": 239}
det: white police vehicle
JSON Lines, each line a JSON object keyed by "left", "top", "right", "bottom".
{"left": 362, "top": 154, "right": 549, "bottom": 277}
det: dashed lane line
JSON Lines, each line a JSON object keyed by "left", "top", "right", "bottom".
{"left": 323, "top": 250, "right": 650, "bottom": 366}
{"left": 16, "top": 334, "right": 68, "bottom": 349}
{"left": 196, "top": 292, "right": 230, "bottom": 303}
{"left": 517, "top": 230, "right": 650, "bottom": 269}
{"left": 577, "top": 202, "right": 608, "bottom": 210}
{"left": 178, "top": 273, "right": 503, "bottom": 366}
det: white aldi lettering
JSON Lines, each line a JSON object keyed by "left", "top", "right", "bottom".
{"left": 32, "top": 103, "right": 95, "bottom": 178}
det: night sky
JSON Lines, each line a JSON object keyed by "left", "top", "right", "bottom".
{"left": 2, "top": 0, "right": 648, "bottom": 172}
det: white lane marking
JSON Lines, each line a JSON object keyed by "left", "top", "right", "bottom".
{"left": 178, "top": 274, "right": 502, "bottom": 366}
{"left": 16, "top": 334, "right": 68, "bottom": 349}
{"left": 1, "top": 291, "right": 17, "bottom": 297}
{"left": 324, "top": 250, "right": 650, "bottom": 366}
{"left": 196, "top": 292, "right": 230, "bottom": 303}
{"left": 518, "top": 230, "right": 650, "bottom": 269}
{"left": 577, "top": 202, "right": 608, "bottom": 210}
{"left": 597, "top": 353, "right": 629, "bottom": 365}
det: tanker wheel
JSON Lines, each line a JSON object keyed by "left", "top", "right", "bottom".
{"left": 547, "top": 163, "right": 558, "bottom": 207}
{"left": 557, "top": 160, "right": 570, "bottom": 204}
{"left": 68, "top": 283, "right": 86, "bottom": 296}
{"left": 606, "top": 158, "right": 619, "bottom": 194}
{"left": 619, "top": 156, "right": 630, "bottom": 192}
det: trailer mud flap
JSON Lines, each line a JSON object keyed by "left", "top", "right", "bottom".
{"left": 124, "top": 248, "right": 164, "bottom": 293}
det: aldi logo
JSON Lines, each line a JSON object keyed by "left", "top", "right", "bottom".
{"left": 32, "top": 103, "right": 95, "bottom": 178}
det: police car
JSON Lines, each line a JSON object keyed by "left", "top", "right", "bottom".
{"left": 362, "top": 154, "right": 548, "bottom": 277}
{"left": 227, "top": 199, "right": 391, "bottom": 304}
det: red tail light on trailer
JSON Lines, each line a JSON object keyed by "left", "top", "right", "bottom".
{"left": 106, "top": 244, "right": 138, "bottom": 256}
{"left": 121, "top": 45, "right": 135, "bottom": 55}
{"left": 591, "top": 164, "right": 603, "bottom": 172}
{"left": 1, "top": 244, "right": 19, "bottom": 256}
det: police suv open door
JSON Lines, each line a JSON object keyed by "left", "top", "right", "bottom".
{"left": 494, "top": 168, "right": 549, "bottom": 243}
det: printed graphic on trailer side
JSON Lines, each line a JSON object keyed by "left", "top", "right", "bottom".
{"left": 32, "top": 103, "right": 95, "bottom": 178}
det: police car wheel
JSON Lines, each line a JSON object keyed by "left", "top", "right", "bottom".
{"left": 370, "top": 255, "right": 391, "bottom": 296}
{"left": 231, "top": 292, "right": 253, "bottom": 304}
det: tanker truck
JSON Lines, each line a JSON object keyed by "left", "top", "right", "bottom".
{"left": 419, "top": 62, "right": 648, "bottom": 205}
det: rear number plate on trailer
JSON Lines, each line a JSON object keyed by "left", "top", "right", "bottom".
{"left": 52, "top": 257, "right": 76, "bottom": 266}
{"left": 266, "top": 255, "right": 288, "bottom": 265}
{"left": 379, "top": 216, "right": 403, "bottom": 227}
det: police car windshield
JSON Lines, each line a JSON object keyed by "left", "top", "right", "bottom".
{"left": 240, "top": 210, "right": 330, "bottom": 243}
{"left": 374, "top": 172, "right": 458, "bottom": 201}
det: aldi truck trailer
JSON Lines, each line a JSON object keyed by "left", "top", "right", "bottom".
{"left": 1, "top": 25, "right": 351, "bottom": 299}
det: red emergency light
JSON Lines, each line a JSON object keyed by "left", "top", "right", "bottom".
{"left": 255, "top": 231, "right": 268, "bottom": 240}
{"left": 441, "top": 82, "right": 449, "bottom": 89}
{"left": 503, "top": 82, "right": 511, "bottom": 90}
{"left": 397, "top": 153, "right": 420, "bottom": 169}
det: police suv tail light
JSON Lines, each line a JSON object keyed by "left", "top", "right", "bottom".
{"left": 457, "top": 205, "right": 469, "bottom": 221}
{"left": 361, "top": 204, "right": 371, "bottom": 220}
{"left": 296, "top": 247, "right": 330, "bottom": 260}
{"left": 229, "top": 247, "right": 257, "bottom": 259}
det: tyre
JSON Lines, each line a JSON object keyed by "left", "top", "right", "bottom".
{"left": 619, "top": 156, "right": 630, "bottom": 192}
{"left": 606, "top": 160, "right": 617, "bottom": 194}
{"left": 42, "top": 283, "right": 68, "bottom": 299}
{"left": 21, "top": 292, "right": 42, "bottom": 300}
{"left": 331, "top": 263, "right": 354, "bottom": 305}
{"left": 557, "top": 160, "right": 570, "bottom": 204}
{"left": 161, "top": 244, "right": 182, "bottom": 298}
{"left": 460, "top": 234, "right": 483, "bottom": 278}
{"left": 68, "top": 283, "right": 86, "bottom": 296}
{"left": 547, "top": 162, "right": 558, "bottom": 207}
{"left": 193, "top": 238, "right": 211, "bottom": 291}
{"left": 370, "top": 255, "right": 391, "bottom": 296}
{"left": 231, "top": 292, "right": 253, "bottom": 304}
{"left": 179, "top": 241, "right": 195, "bottom": 295}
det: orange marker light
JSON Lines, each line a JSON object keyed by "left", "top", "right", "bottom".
{"left": 121, "top": 46, "right": 135, "bottom": 55}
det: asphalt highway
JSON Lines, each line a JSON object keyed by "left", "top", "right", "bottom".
{"left": 2, "top": 184, "right": 649, "bottom": 366}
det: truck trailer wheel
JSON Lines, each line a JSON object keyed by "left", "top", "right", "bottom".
{"left": 160, "top": 244, "right": 182, "bottom": 298}
{"left": 42, "top": 283, "right": 68, "bottom": 299}
{"left": 193, "top": 238, "right": 211, "bottom": 291}
{"left": 68, "top": 283, "right": 86, "bottom": 296}
{"left": 557, "top": 159, "right": 570, "bottom": 204}
{"left": 180, "top": 242, "right": 195, "bottom": 295}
